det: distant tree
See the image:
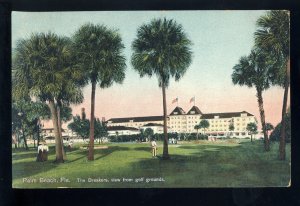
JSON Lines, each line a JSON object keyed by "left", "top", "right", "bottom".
{"left": 246, "top": 122, "right": 258, "bottom": 142}
{"left": 255, "top": 10, "right": 290, "bottom": 160}
{"left": 270, "top": 110, "right": 290, "bottom": 143}
{"left": 68, "top": 115, "right": 90, "bottom": 140}
{"left": 199, "top": 120, "right": 210, "bottom": 135}
{"left": 131, "top": 18, "right": 192, "bottom": 159}
{"left": 73, "top": 23, "right": 126, "bottom": 161}
{"left": 68, "top": 116, "right": 107, "bottom": 144}
{"left": 144, "top": 128, "right": 154, "bottom": 141}
{"left": 12, "top": 99, "right": 49, "bottom": 150}
{"left": 94, "top": 118, "right": 108, "bottom": 144}
{"left": 139, "top": 129, "right": 145, "bottom": 142}
{"left": 265, "top": 123, "right": 274, "bottom": 140}
{"left": 12, "top": 105, "right": 22, "bottom": 148}
{"left": 229, "top": 123, "right": 235, "bottom": 137}
{"left": 194, "top": 124, "right": 201, "bottom": 139}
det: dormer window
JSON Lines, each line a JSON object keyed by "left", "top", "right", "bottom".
{"left": 214, "top": 116, "right": 219, "bottom": 119}
{"left": 129, "top": 120, "right": 134, "bottom": 122}
{"left": 174, "top": 112, "right": 178, "bottom": 115}
{"left": 191, "top": 111, "right": 195, "bottom": 114}
{"left": 241, "top": 113, "right": 247, "bottom": 117}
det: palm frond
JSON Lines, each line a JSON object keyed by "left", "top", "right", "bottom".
{"left": 131, "top": 18, "right": 192, "bottom": 87}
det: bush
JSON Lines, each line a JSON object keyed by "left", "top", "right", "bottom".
{"left": 109, "top": 134, "right": 140, "bottom": 142}
{"left": 270, "top": 113, "right": 291, "bottom": 143}
{"left": 199, "top": 134, "right": 208, "bottom": 140}
{"left": 183, "top": 133, "right": 208, "bottom": 141}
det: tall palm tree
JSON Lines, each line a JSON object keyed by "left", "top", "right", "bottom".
{"left": 232, "top": 49, "right": 272, "bottom": 151}
{"left": 72, "top": 23, "right": 126, "bottom": 161}
{"left": 131, "top": 18, "right": 192, "bottom": 159}
{"left": 255, "top": 10, "right": 290, "bottom": 160}
{"left": 13, "top": 33, "right": 81, "bottom": 163}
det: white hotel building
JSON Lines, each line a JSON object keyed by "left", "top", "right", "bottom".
{"left": 106, "top": 106, "right": 258, "bottom": 138}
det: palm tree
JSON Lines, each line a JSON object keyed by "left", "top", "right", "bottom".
{"left": 56, "top": 77, "right": 84, "bottom": 160}
{"left": 72, "top": 23, "right": 126, "bottom": 161}
{"left": 229, "top": 123, "right": 234, "bottom": 137}
{"left": 246, "top": 122, "right": 258, "bottom": 142}
{"left": 131, "top": 18, "right": 192, "bottom": 159}
{"left": 144, "top": 128, "right": 154, "bottom": 141}
{"left": 194, "top": 124, "right": 201, "bottom": 139}
{"left": 255, "top": 10, "right": 290, "bottom": 160}
{"left": 13, "top": 33, "right": 81, "bottom": 163}
{"left": 232, "top": 49, "right": 272, "bottom": 151}
{"left": 199, "top": 119, "right": 209, "bottom": 136}
{"left": 265, "top": 122, "right": 274, "bottom": 141}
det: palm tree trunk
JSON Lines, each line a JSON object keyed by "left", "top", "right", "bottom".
{"left": 21, "top": 127, "right": 29, "bottom": 150}
{"left": 88, "top": 81, "right": 96, "bottom": 161}
{"left": 48, "top": 99, "right": 64, "bottom": 163}
{"left": 37, "top": 123, "right": 40, "bottom": 147}
{"left": 162, "top": 82, "right": 169, "bottom": 159}
{"left": 279, "top": 58, "right": 290, "bottom": 160}
{"left": 256, "top": 88, "right": 269, "bottom": 151}
{"left": 57, "top": 102, "right": 67, "bottom": 160}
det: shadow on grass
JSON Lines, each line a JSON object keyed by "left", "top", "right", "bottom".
{"left": 178, "top": 143, "right": 240, "bottom": 150}
{"left": 66, "top": 154, "right": 87, "bottom": 163}
{"left": 12, "top": 157, "right": 60, "bottom": 180}
{"left": 94, "top": 146, "right": 130, "bottom": 160}
{"left": 12, "top": 151, "right": 36, "bottom": 160}
{"left": 133, "top": 147, "right": 152, "bottom": 152}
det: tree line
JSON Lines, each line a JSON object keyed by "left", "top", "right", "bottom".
{"left": 12, "top": 18, "right": 192, "bottom": 162}
{"left": 231, "top": 10, "right": 290, "bottom": 160}
{"left": 12, "top": 11, "right": 289, "bottom": 163}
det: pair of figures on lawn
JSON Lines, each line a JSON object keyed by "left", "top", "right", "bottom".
{"left": 36, "top": 142, "right": 49, "bottom": 162}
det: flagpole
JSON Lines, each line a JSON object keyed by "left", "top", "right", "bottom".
{"left": 177, "top": 96, "right": 178, "bottom": 107}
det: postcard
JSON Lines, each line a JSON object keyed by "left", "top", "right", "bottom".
{"left": 11, "top": 10, "right": 290, "bottom": 188}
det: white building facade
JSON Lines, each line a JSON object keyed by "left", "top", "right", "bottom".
{"left": 106, "top": 126, "right": 140, "bottom": 136}
{"left": 106, "top": 106, "right": 258, "bottom": 138}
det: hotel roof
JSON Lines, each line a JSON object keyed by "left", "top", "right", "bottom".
{"left": 107, "top": 115, "right": 163, "bottom": 123}
{"left": 200, "top": 111, "right": 254, "bottom": 119}
{"left": 107, "top": 126, "right": 139, "bottom": 131}
{"left": 169, "top": 107, "right": 186, "bottom": 115}
{"left": 187, "top": 106, "right": 203, "bottom": 115}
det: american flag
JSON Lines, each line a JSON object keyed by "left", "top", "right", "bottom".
{"left": 190, "top": 97, "right": 195, "bottom": 103}
{"left": 172, "top": 97, "right": 178, "bottom": 104}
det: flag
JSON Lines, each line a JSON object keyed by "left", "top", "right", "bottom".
{"left": 172, "top": 97, "right": 178, "bottom": 104}
{"left": 190, "top": 97, "right": 195, "bottom": 103}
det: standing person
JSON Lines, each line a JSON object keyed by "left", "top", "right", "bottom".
{"left": 36, "top": 143, "right": 43, "bottom": 162}
{"left": 68, "top": 140, "right": 73, "bottom": 151}
{"left": 41, "top": 142, "right": 49, "bottom": 161}
{"left": 151, "top": 139, "right": 157, "bottom": 157}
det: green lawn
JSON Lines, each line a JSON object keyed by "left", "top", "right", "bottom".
{"left": 12, "top": 140, "right": 290, "bottom": 188}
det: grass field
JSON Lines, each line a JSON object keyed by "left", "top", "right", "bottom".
{"left": 12, "top": 140, "right": 290, "bottom": 188}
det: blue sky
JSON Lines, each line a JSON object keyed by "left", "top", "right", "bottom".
{"left": 12, "top": 11, "right": 286, "bottom": 128}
